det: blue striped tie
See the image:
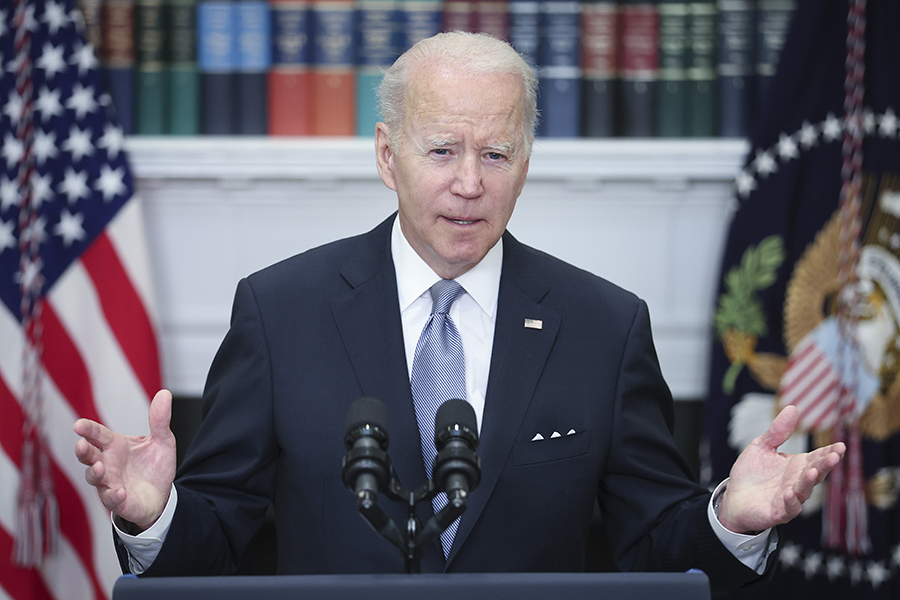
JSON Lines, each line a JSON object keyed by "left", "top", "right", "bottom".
{"left": 410, "top": 278, "right": 466, "bottom": 559}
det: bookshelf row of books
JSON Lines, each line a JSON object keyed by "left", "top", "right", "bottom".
{"left": 79, "top": 0, "right": 796, "bottom": 138}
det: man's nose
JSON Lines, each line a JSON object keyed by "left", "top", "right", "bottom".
{"left": 450, "top": 154, "right": 484, "bottom": 198}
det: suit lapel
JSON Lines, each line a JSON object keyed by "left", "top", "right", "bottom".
{"left": 330, "top": 216, "right": 430, "bottom": 495}
{"left": 446, "top": 233, "right": 561, "bottom": 567}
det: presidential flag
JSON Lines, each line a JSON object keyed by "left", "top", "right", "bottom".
{"left": 1, "top": 2, "right": 161, "bottom": 599}
{"left": 704, "top": 0, "right": 900, "bottom": 597}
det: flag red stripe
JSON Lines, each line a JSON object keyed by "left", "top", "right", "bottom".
{"left": 780, "top": 352, "right": 832, "bottom": 406}
{"left": 780, "top": 344, "right": 825, "bottom": 397}
{"left": 0, "top": 375, "right": 109, "bottom": 600}
{"left": 40, "top": 303, "right": 102, "bottom": 426}
{"left": 0, "top": 526, "right": 55, "bottom": 600}
{"left": 80, "top": 233, "right": 161, "bottom": 400}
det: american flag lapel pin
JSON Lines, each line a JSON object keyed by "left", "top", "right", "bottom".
{"left": 524, "top": 318, "right": 543, "bottom": 330}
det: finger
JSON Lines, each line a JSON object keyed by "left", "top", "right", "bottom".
{"left": 74, "top": 437, "right": 102, "bottom": 467}
{"left": 84, "top": 460, "right": 107, "bottom": 487}
{"left": 756, "top": 405, "right": 800, "bottom": 451}
{"left": 148, "top": 389, "right": 174, "bottom": 440}
{"left": 73, "top": 418, "right": 115, "bottom": 449}
{"left": 783, "top": 487, "right": 804, "bottom": 521}
{"left": 99, "top": 486, "right": 127, "bottom": 512}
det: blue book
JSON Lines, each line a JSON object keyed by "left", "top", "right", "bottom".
{"left": 717, "top": 0, "right": 755, "bottom": 137}
{"left": 537, "top": 0, "right": 581, "bottom": 137}
{"left": 401, "top": 0, "right": 442, "bottom": 51}
{"left": 198, "top": 0, "right": 238, "bottom": 134}
{"left": 236, "top": 1, "right": 271, "bottom": 134}
{"left": 356, "top": 0, "right": 402, "bottom": 135}
{"left": 508, "top": 0, "right": 539, "bottom": 64}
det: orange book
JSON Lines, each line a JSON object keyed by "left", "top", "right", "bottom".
{"left": 269, "top": 0, "right": 314, "bottom": 135}
{"left": 310, "top": 0, "right": 356, "bottom": 135}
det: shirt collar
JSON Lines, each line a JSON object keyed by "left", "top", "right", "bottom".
{"left": 392, "top": 214, "right": 502, "bottom": 317}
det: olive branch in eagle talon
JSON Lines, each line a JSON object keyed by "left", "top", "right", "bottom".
{"left": 714, "top": 235, "right": 786, "bottom": 394}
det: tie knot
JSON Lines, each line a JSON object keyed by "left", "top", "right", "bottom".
{"left": 430, "top": 279, "right": 465, "bottom": 315}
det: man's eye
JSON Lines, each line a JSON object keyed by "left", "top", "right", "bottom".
{"left": 433, "top": 148, "right": 450, "bottom": 156}
{"left": 486, "top": 152, "right": 505, "bottom": 160}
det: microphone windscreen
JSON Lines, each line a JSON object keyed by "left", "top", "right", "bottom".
{"left": 435, "top": 399, "right": 477, "bottom": 436}
{"left": 344, "top": 396, "right": 390, "bottom": 436}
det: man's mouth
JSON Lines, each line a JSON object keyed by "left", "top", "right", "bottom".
{"left": 448, "top": 218, "right": 477, "bottom": 225}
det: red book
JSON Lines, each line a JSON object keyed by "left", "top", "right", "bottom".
{"left": 443, "top": 0, "right": 476, "bottom": 33}
{"left": 269, "top": 0, "right": 314, "bottom": 135}
{"left": 311, "top": 0, "right": 356, "bottom": 135}
{"left": 475, "top": 0, "right": 509, "bottom": 40}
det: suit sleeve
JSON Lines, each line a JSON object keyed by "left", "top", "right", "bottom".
{"left": 139, "top": 278, "right": 279, "bottom": 576}
{"left": 597, "top": 300, "right": 775, "bottom": 595}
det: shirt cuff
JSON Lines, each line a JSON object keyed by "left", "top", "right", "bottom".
{"left": 112, "top": 484, "right": 178, "bottom": 574}
{"left": 707, "top": 479, "right": 778, "bottom": 574}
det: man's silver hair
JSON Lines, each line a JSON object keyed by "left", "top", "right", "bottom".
{"left": 377, "top": 31, "right": 538, "bottom": 156}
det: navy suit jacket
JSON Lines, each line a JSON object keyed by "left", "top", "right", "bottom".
{"left": 127, "top": 215, "right": 768, "bottom": 594}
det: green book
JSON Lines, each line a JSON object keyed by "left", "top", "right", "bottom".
{"left": 656, "top": 0, "right": 689, "bottom": 137}
{"left": 136, "top": 0, "right": 168, "bottom": 134}
{"left": 166, "top": 0, "right": 200, "bottom": 134}
{"left": 686, "top": 0, "right": 717, "bottom": 136}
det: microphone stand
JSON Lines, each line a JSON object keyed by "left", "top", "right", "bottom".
{"left": 353, "top": 474, "right": 467, "bottom": 573}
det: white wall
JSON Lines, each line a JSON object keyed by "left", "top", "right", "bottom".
{"left": 127, "top": 137, "right": 748, "bottom": 399}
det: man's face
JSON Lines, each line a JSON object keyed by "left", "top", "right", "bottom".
{"left": 375, "top": 65, "right": 530, "bottom": 280}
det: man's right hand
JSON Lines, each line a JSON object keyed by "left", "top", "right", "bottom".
{"left": 74, "top": 389, "right": 178, "bottom": 532}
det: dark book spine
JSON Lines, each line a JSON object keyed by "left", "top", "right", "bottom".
{"left": 656, "top": 0, "right": 688, "bottom": 137}
{"left": 102, "top": 0, "right": 137, "bottom": 134}
{"left": 236, "top": 0, "right": 271, "bottom": 134}
{"left": 581, "top": 0, "right": 617, "bottom": 137}
{"left": 686, "top": 0, "right": 716, "bottom": 136}
{"left": 166, "top": 0, "right": 200, "bottom": 135}
{"left": 537, "top": 0, "right": 582, "bottom": 137}
{"left": 269, "top": 0, "right": 314, "bottom": 135}
{"left": 618, "top": 0, "right": 657, "bottom": 137}
{"left": 508, "top": 0, "right": 540, "bottom": 65}
{"left": 755, "top": 0, "right": 795, "bottom": 109}
{"left": 356, "top": 0, "right": 402, "bottom": 135}
{"left": 716, "top": 0, "right": 754, "bottom": 137}
{"left": 136, "top": 0, "right": 168, "bottom": 134}
{"left": 402, "top": 0, "right": 443, "bottom": 50}
{"left": 198, "top": 0, "right": 238, "bottom": 134}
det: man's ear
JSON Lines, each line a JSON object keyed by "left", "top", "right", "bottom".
{"left": 375, "top": 122, "right": 398, "bottom": 191}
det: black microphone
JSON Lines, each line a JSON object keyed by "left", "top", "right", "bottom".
{"left": 341, "top": 397, "right": 391, "bottom": 506}
{"left": 432, "top": 399, "right": 481, "bottom": 508}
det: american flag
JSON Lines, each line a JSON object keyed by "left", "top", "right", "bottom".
{"left": 0, "top": 1, "right": 161, "bottom": 599}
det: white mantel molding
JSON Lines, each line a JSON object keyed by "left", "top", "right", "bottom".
{"left": 126, "top": 138, "right": 749, "bottom": 399}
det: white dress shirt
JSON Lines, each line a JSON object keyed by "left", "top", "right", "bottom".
{"left": 117, "top": 215, "right": 774, "bottom": 574}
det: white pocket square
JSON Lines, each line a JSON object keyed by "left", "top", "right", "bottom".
{"left": 531, "top": 429, "right": 578, "bottom": 441}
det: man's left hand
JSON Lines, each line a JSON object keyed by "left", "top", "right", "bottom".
{"left": 717, "top": 405, "right": 846, "bottom": 535}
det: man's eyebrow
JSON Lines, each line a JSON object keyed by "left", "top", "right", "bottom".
{"left": 424, "top": 136, "right": 458, "bottom": 147}
{"left": 484, "top": 142, "right": 516, "bottom": 155}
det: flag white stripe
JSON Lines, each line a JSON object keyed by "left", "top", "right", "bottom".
{"left": 0, "top": 443, "right": 96, "bottom": 600}
{"left": 104, "top": 196, "right": 161, "bottom": 324}
{"left": 0, "top": 305, "right": 121, "bottom": 597}
{"left": 48, "top": 262, "right": 152, "bottom": 434}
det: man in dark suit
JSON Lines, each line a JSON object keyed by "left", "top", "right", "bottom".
{"left": 73, "top": 32, "right": 844, "bottom": 595}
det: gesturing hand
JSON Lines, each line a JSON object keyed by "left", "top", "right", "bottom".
{"left": 717, "top": 405, "right": 846, "bottom": 535}
{"left": 74, "top": 389, "right": 177, "bottom": 532}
